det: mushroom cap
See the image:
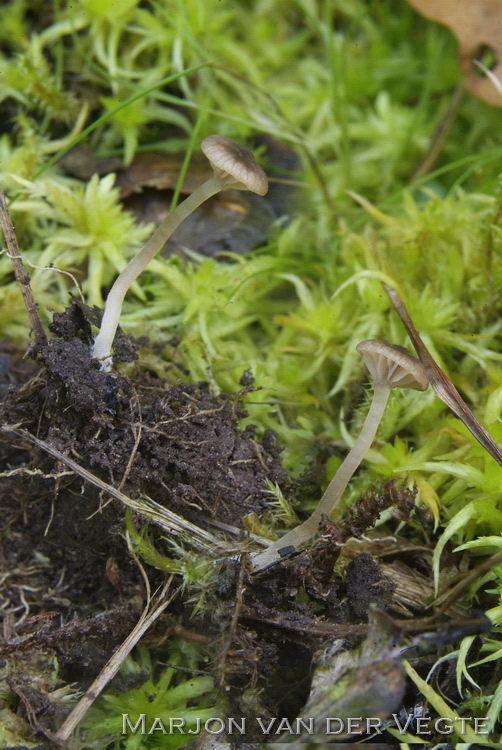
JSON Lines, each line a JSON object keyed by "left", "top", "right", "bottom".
{"left": 201, "top": 135, "right": 268, "bottom": 196}
{"left": 356, "top": 339, "right": 429, "bottom": 391}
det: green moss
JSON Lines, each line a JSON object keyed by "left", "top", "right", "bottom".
{"left": 82, "top": 644, "right": 219, "bottom": 749}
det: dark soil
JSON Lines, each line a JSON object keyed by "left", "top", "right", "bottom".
{"left": 0, "top": 306, "right": 290, "bottom": 614}
{"left": 0, "top": 305, "right": 290, "bottom": 743}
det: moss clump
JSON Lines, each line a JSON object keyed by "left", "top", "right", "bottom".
{"left": 83, "top": 644, "right": 219, "bottom": 750}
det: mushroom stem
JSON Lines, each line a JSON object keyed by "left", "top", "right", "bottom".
{"left": 92, "top": 135, "right": 267, "bottom": 371}
{"left": 91, "top": 175, "right": 222, "bottom": 369}
{"left": 251, "top": 382, "right": 391, "bottom": 571}
{"left": 315, "top": 382, "right": 390, "bottom": 518}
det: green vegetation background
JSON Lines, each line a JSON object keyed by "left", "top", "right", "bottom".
{"left": 0, "top": 0, "right": 501, "bottom": 746}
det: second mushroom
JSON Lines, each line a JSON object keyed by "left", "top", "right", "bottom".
{"left": 252, "top": 339, "right": 429, "bottom": 571}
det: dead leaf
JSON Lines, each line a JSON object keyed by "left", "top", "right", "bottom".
{"left": 406, "top": 0, "right": 502, "bottom": 106}
{"left": 60, "top": 148, "right": 209, "bottom": 193}
{"left": 115, "top": 152, "right": 210, "bottom": 198}
{"left": 383, "top": 283, "right": 502, "bottom": 465}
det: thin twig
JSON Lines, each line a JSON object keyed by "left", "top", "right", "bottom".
{"left": 411, "top": 84, "right": 465, "bottom": 182}
{"left": 54, "top": 576, "right": 177, "bottom": 743}
{"left": 14, "top": 253, "right": 86, "bottom": 303}
{"left": 118, "top": 388, "right": 143, "bottom": 491}
{"left": 0, "top": 186, "right": 47, "bottom": 347}
{"left": 2, "top": 424, "right": 236, "bottom": 553}
{"left": 436, "top": 550, "right": 502, "bottom": 616}
{"left": 383, "top": 284, "right": 502, "bottom": 466}
{"left": 218, "top": 556, "right": 246, "bottom": 688}
{"left": 242, "top": 611, "right": 491, "bottom": 640}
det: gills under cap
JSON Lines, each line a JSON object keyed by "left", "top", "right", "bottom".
{"left": 356, "top": 339, "right": 429, "bottom": 391}
{"left": 201, "top": 135, "right": 268, "bottom": 196}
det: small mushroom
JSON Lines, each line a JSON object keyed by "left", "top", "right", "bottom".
{"left": 91, "top": 135, "right": 268, "bottom": 370}
{"left": 252, "top": 339, "right": 429, "bottom": 571}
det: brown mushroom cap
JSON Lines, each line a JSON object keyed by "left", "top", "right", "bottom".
{"left": 356, "top": 339, "right": 429, "bottom": 391}
{"left": 201, "top": 135, "right": 268, "bottom": 196}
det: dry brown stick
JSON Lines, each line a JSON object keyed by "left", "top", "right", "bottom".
{"left": 241, "top": 611, "right": 491, "bottom": 640}
{"left": 54, "top": 576, "right": 177, "bottom": 744}
{"left": 383, "top": 284, "right": 502, "bottom": 466}
{"left": 2, "top": 424, "right": 235, "bottom": 553}
{"left": 411, "top": 84, "right": 465, "bottom": 182}
{"left": 0, "top": 186, "right": 47, "bottom": 347}
{"left": 218, "top": 556, "right": 246, "bottom": 688}
{"left": 436, "top": 550, "right": 502, "bottom": 616}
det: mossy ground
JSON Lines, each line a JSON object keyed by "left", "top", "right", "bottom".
{"left": 0, "top": 0, "right": 501, "bottom": 747}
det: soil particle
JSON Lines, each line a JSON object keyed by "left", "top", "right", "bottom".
{"left": 345, "top": 553, "right": 395, "bottom": 620}
{"left": 41, "top": 336, "right": 119, "bottom": 415}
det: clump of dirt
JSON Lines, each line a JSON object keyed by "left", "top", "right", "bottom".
{"left": 345, "top": 552, "right": 395, "bottom": 620}
{"left": 0, "top": 304, "right": 294, "bottom": 742}
{"left": 1, "top": 303, "right": 288, "bottom": 616}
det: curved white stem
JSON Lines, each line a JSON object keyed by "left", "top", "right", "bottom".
{"left": 91, "top": 175, "right": 222, "bottom": 370}
{"left": 252, "top": 382, "right": 391, "bottom": 570}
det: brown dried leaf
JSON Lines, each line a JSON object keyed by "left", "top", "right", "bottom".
{"left": 406, "top": 0, "right": 502, "bottom": 105}
{"left": 115, "top": 152, "right": 210, "bottom": 198}
{"left": 60, "top": 148, "right": 210, "bottom": 193}
{"left": 383, "top": 284, "right": 502, "bottom": 465}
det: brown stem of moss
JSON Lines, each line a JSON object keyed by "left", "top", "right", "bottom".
{"left": 383, "top": 283, "right": 502, "bottom": 466}
{"left": 0, "top": 187, "right": 47, "bottom": 348}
